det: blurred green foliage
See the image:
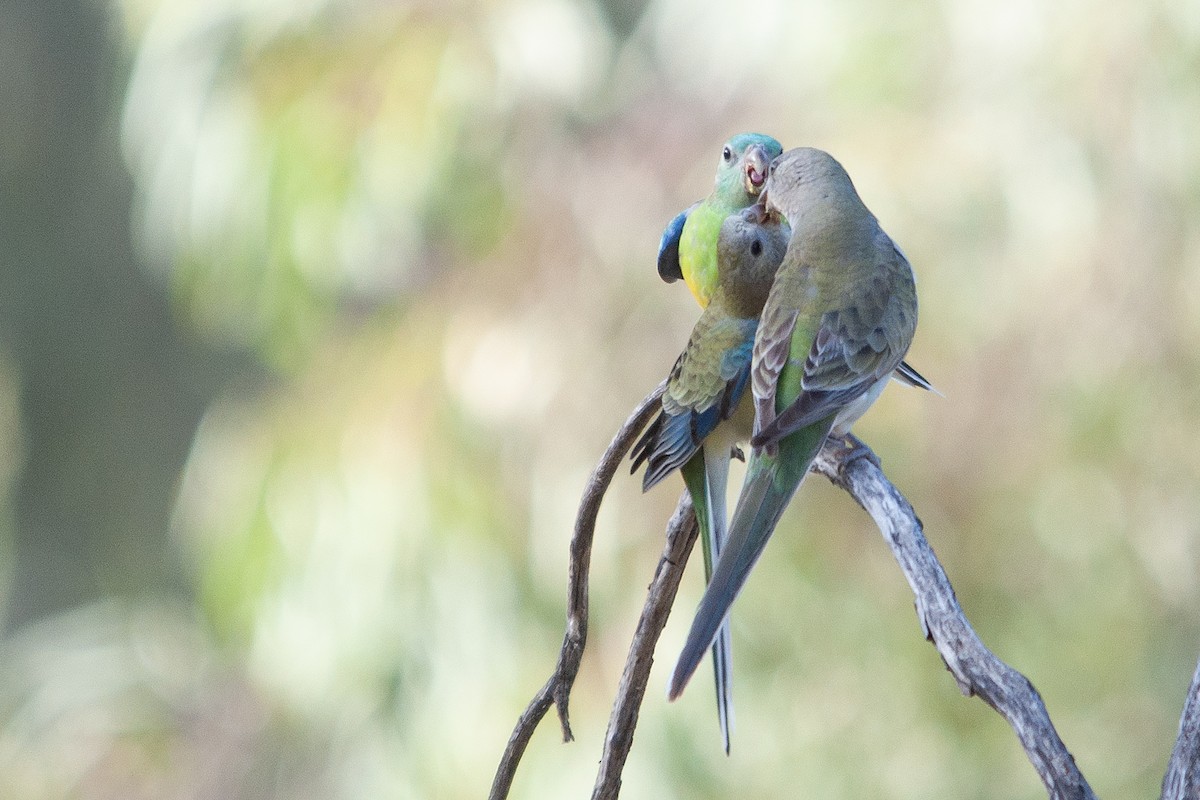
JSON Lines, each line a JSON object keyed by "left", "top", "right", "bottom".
{"left": 0, "top": 0, "right": 1198, "bottom": 797}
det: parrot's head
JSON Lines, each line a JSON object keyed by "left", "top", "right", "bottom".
{"left": 760, "top": 147, "right": 857, "bottom": 227}
{"left": 717, "top": 206, "right": 789, "bottom": 311}
{"left": 715, "top": 133, "right": 783, "bottom": 202}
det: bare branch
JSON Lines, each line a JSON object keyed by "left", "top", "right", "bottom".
{"left": 487, "top": 679, "right": 556, "bottom": 800}
{"left": 494, "top": 394, "right": 1200, "bottom": 800}
{"left": 592, "top": 495, "right": 698, "bottom": 800}
{"left": 487, "top": 381, "right": 665, "bottom": 800}
{"left": 1161, "top": 654, "right": 1200, "bottom": 799}
{"left": 813, "top": 436, "right": 1097, "bottom": 800}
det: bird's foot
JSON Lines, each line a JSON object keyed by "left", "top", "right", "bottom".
{"left": 824, "top": 433, "right": 880, "bottom": 471}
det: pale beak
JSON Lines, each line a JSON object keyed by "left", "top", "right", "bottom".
{"left": 743, "top": 144, "right": 770, "bottom": 194}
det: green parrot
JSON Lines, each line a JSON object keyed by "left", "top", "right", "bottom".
{"left": 657, "top": 132, "right": 783, "bottom": 306}
{"left": 633, "top": 206, "right": 790, "bottom": 753}
{"left": 668, "top": 147, "right": 922, "bottom": 701}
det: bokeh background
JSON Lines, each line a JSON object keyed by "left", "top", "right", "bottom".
{"left": 1, "top": 0, "right": 1198, "bottom": 797}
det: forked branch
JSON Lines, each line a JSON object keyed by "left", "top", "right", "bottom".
{"left": 487, "top": 381, "right": 665, "bottom": 800}
{"left": 491, "top": 392, "right": 1200, "bottom": 800}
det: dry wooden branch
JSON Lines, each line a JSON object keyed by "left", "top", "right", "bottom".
{"left": 812, "top": 435, "right": 1097, "bottom": 800}
{"left": 1161, "top": 654, "right": 1200, "bottom": 799}
{"left": 492, "top": 388, "right": 1200, "bottom": 800}
{"left": 487, "top": 381, "right": 665, "bottom": 800}
{"left": 592, "top": 495, "right": 697, "bottom": 800}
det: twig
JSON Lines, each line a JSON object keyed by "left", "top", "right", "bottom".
{"left": 487, "top": 381, "right": 666, "bottom": 800}
{"left": 593, "top": 495, "right": 698, "bottom": 800}
{"left": 1161, "top": 654, "right": 1200, "bottom": 799}
{"left": 812, "top": 435, "right": 1097, "bottom": 800}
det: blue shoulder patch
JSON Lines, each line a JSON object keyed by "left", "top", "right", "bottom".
{"left": 657, "top": 206, "right": 691, "bottom": 283}
{"left": 719, "top": 331, "right": 755, "bottom": 381}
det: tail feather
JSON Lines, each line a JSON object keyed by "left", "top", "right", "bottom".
{"left": 669, "top": 422, "right": 832, "bottom": 700}
{"left": 703, "top": 447, "right": 734, "bottom": 753}
{"left": 681, "top": 451, "right": 736, "bottom": 753}
{"left": 893, "top": 360, "right": 941, "bottom": 396}
{"left": 712, "top": 622, "right": 734, "bottom": 753}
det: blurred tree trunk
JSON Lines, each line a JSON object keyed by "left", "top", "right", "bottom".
{"left": 0, "top": 0, "right": 250, "bottom": 627}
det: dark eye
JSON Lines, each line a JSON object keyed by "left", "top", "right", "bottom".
{"left": 722, "top": 146, "right": 733, "bottom": 162}
{"left": 750, "top": 238, "right": 763, "bottom": 257}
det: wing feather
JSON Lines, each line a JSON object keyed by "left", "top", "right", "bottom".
{"left": 749, "top": 304, "right": 798, "bottom": 437}
{"left": 753, "top": 237, "right": 917, "bottom": 446}
{"left": 633, "top": 315, "right": 757, "bottom": 490}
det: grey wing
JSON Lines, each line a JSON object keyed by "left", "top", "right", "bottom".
{"left": 749, "top": 302, "right": 798, "bottom": 438}
{"left": 753, "top": 239, "right": 918, "bottom": 446}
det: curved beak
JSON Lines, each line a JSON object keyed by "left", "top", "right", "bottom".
{"left": 742, "top": 143, "right": 770, "bottom": 195}
{"left": 755, "top": 154, "right": 785, "bottom": 222}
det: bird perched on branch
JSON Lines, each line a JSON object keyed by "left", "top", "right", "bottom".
{"left": 669, "top": 147, "right": 922, "bottom": 702}
{"left": 633, "top": 205, "right": 789, "bottom": 752}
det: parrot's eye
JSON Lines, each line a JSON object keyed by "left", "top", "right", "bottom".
{"left": 750, "top": 238, "right": 763, "bottom": 257}
{"left": 722, "top": 146, "right": 733, "bottom": 163}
